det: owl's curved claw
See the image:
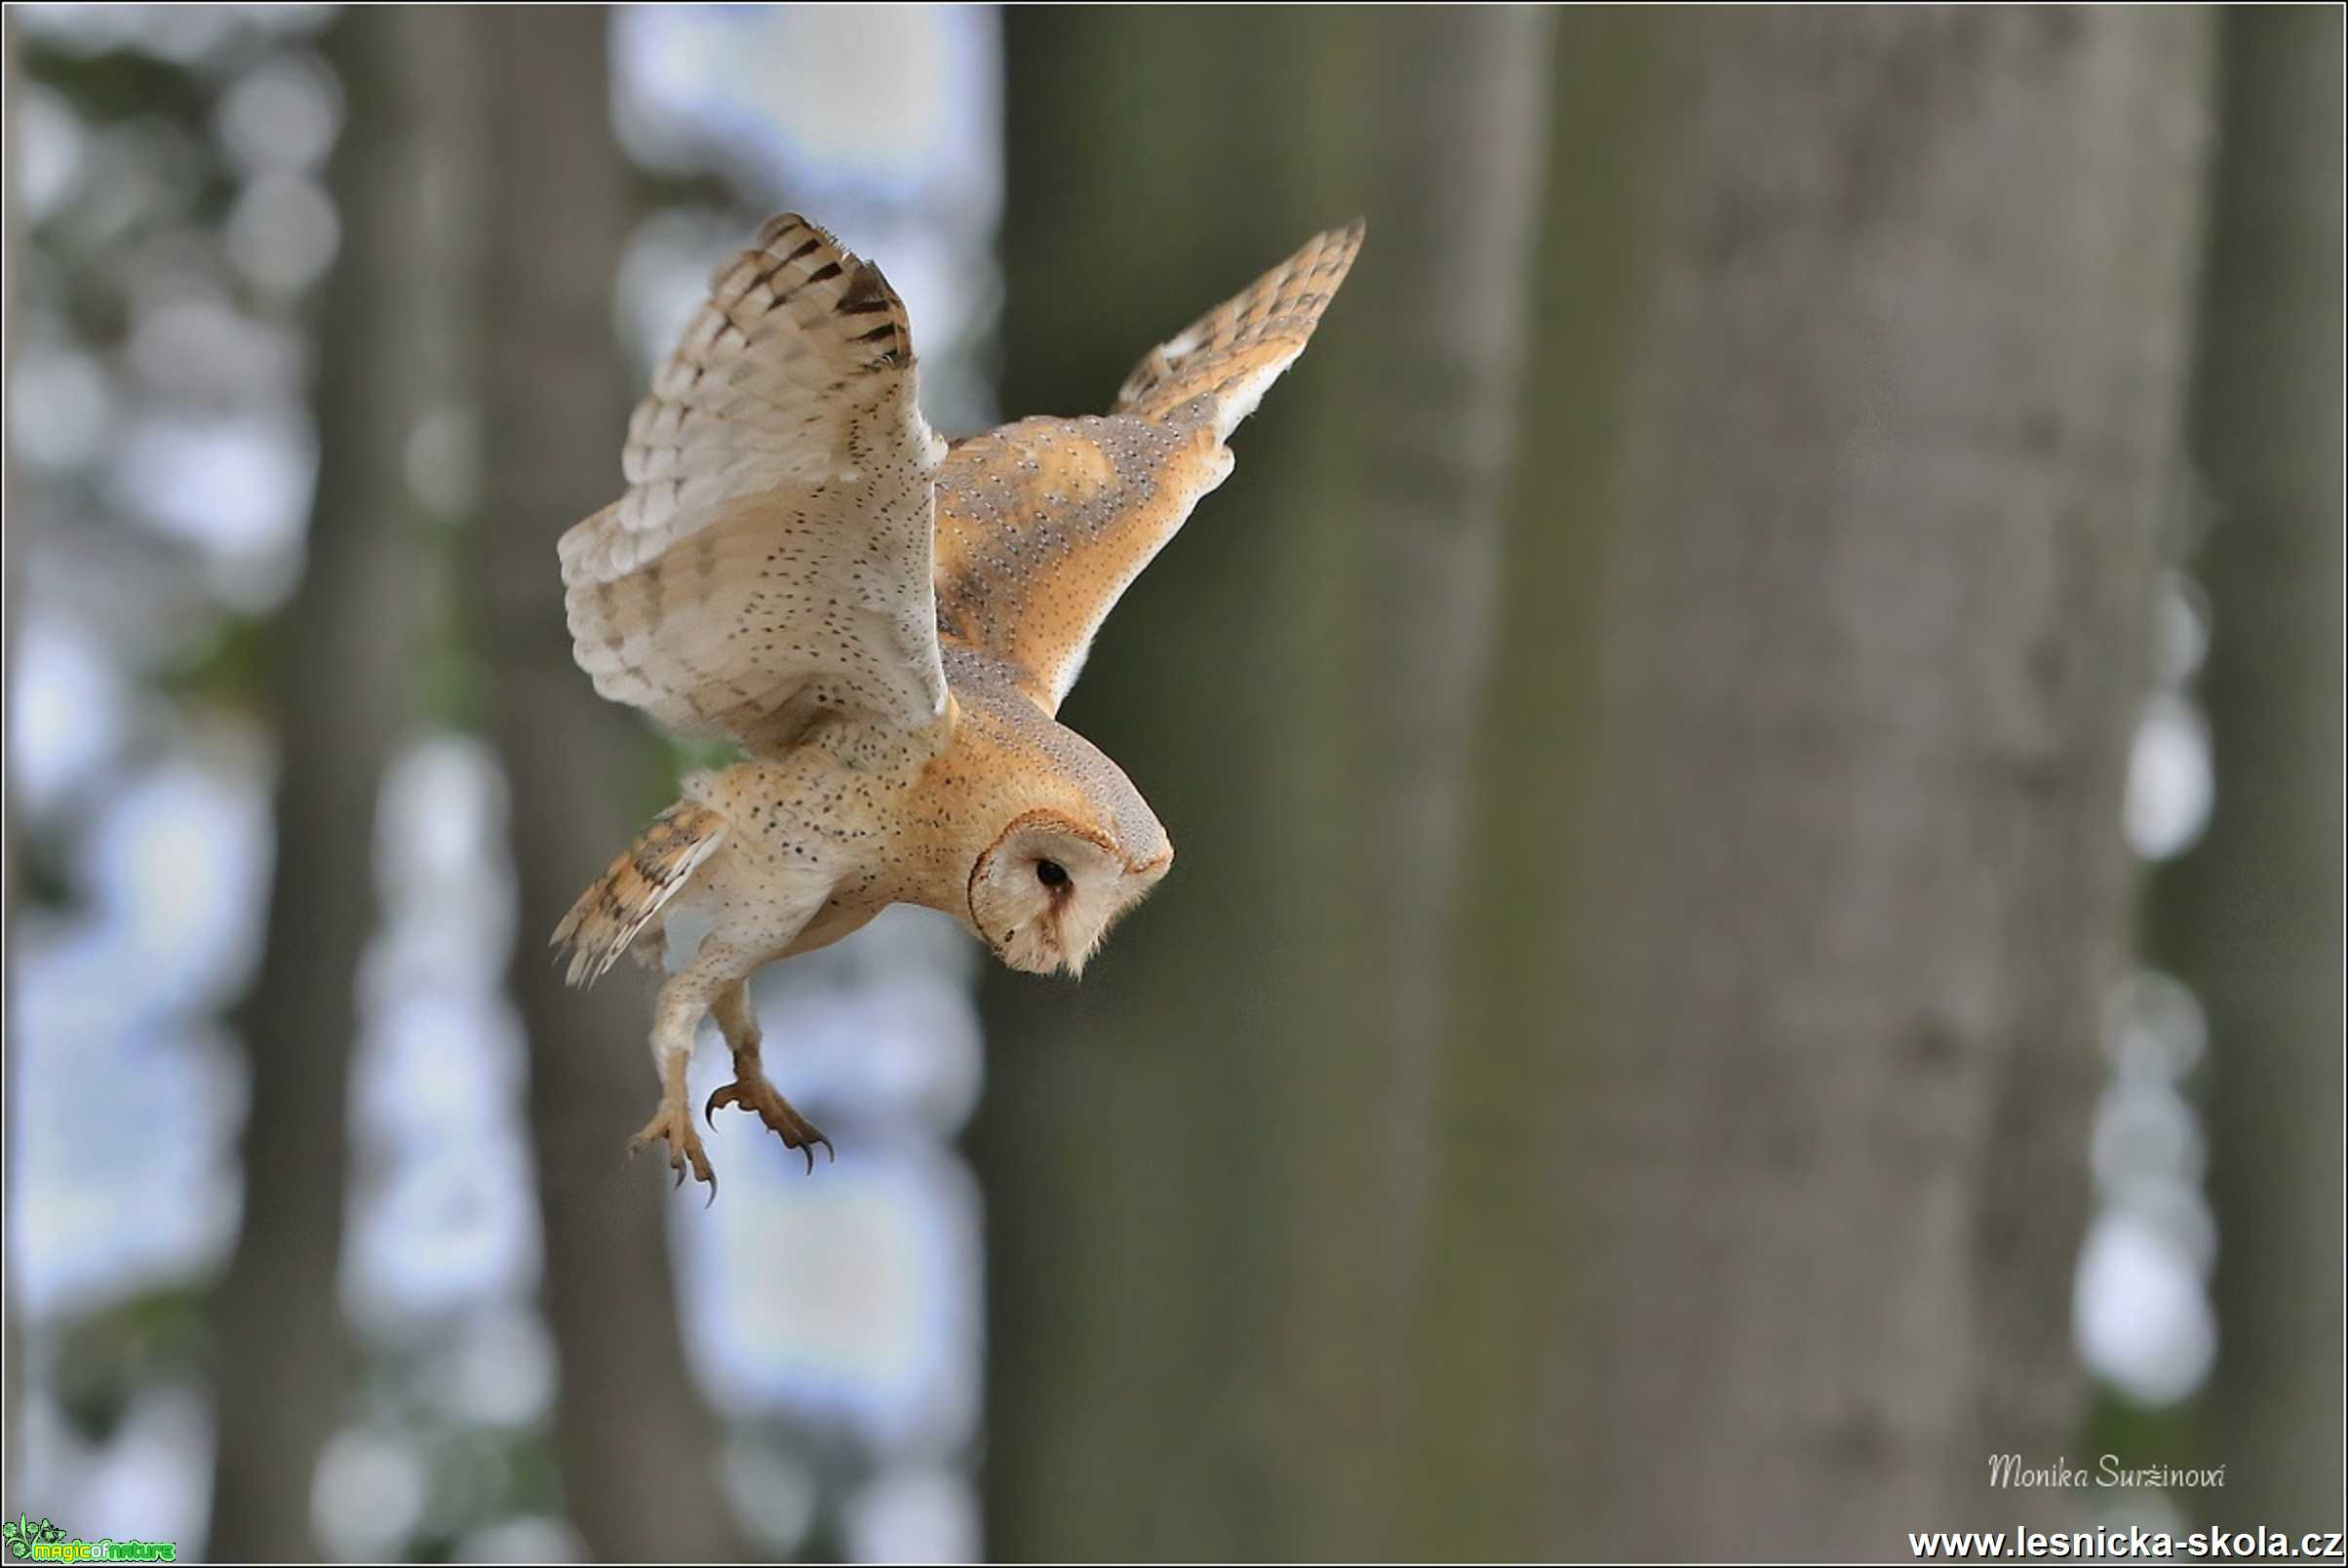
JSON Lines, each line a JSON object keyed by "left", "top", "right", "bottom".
{"left": 703, "top": 1070, "right": 833, "bottom": 1174}
{"left": 792, "top": 1132, "right": 837, "bottom": 1177}
{"left": 702, "top": 1081, "right": 747, "bottom": 1129}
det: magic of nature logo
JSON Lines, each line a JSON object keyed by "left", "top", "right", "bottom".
{"left": 2, "top": 1514, "right": 176, "bottom": 1563}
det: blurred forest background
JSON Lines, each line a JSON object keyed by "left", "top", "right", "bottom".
{"left": 2, "top": 5, "right": 2340, "bottom": 1563}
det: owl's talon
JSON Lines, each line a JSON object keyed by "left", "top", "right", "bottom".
{"left": 704, "top": 1071, "right": 833, "bottom": 1172}
{"left": 629, "top": 1099, "right": 716, "bottom": 1198}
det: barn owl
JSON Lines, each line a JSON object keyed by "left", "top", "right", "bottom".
{"left": 552, "top": 213, "right": 1362, "bottom": 1195}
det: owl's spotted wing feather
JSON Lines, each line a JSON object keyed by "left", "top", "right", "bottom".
{"left": 933, "top": 221, "right": 1363, "bottom": 712}
{"left": 562, "top": 214, "right": 951, "bottom": 756}
{"left": 933, "top": 415, "right": 1230, "bottom": 712}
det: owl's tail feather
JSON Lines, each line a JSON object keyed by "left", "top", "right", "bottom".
{"left": 551, "top": 803, "right": 728, "bottom": 988}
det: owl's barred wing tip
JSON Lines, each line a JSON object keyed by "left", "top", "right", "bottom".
{"left": 1111, "top": 219, "right": 1367, "bottom": 436}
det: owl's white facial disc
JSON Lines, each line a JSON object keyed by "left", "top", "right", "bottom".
{"left": 967, "top": 811, "right": 1170, "bottom": 977}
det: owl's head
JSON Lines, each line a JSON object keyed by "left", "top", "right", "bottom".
{"left": 968, "top": 807, "right": 1172, "bottom": 978}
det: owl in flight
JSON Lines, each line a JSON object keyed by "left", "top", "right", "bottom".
{"left": 553, "top": 213, "right": 1362, "bottom": 1195}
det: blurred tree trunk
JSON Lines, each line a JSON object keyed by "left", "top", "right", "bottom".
{"left": 1427, "top": 12, "right": 2211, "bottom": 1557}
{"left": 207, "top": 9, "right": 437, "bottom": 1556}
{"left": 465, "top": 11, "right": 744, "bottom": 1560}
{"left": 1258, "top": 12, "right": 1558, "bottom": 1553}
{"left": 2162, "top": 6, "right": 2345, "bottom": 1527}
{"left": 982, "top": 9, "right": 2214, "bottom": 1561}
{"left": 977, "top": 9, "right": 1555, "bottom": 1557}
{"left": 972, "top": 13, "right": 1321, "bottom": 1556}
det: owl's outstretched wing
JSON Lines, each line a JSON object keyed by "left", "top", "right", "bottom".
{"left": 562, "top": 214, "right": 951, "bottom": 757}
{"left": 932, "top": 221, "right": 1363, "bottom": 713}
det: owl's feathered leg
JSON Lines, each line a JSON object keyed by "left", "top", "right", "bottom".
{"left": 625, "top": 943, "right": 743, "bottom": 1199}
{"left": 704, "top": 980, "right": 834, "bottom": 1174}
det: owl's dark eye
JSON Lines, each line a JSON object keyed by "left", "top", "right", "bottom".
{"left": 1035, "top": 859, "right": 1070, "bottom": 889}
